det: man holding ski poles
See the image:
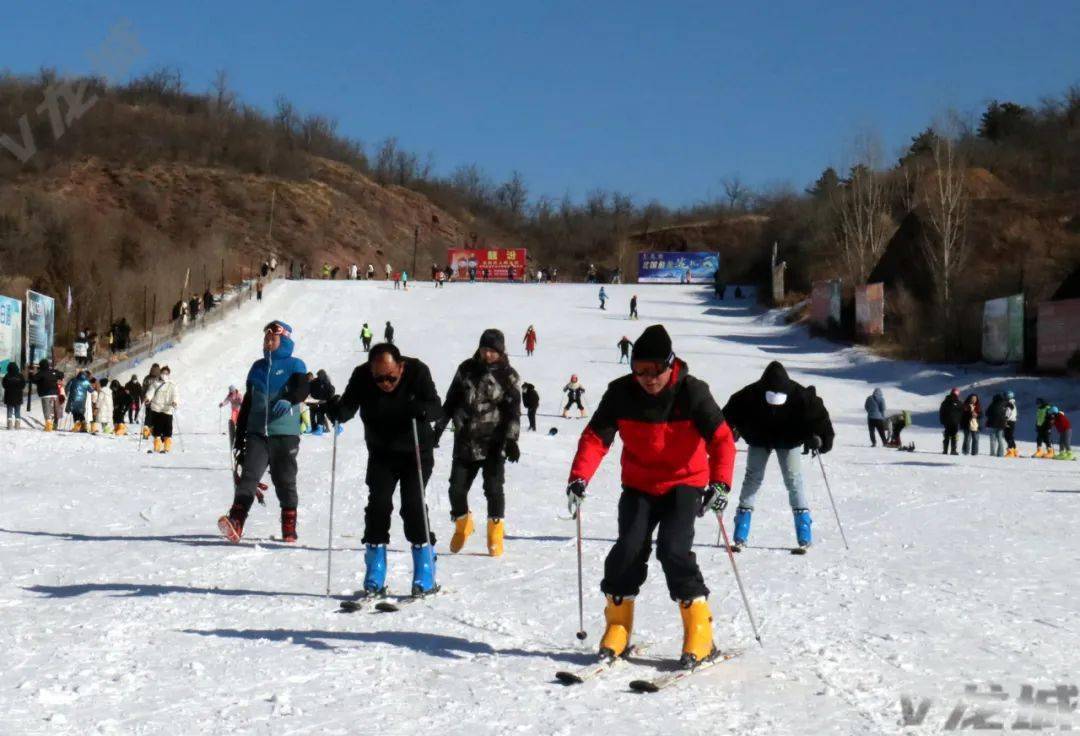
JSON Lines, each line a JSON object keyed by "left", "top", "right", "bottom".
{"left": 565, "top": 324, "right": 736, "bottom": 669}
{"left": 327, "top": 343, "right": 443, "bottom": 598}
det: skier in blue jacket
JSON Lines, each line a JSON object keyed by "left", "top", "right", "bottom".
{"left": 864, "top": 388, "right": 887, "bottom": 447}
{"left": 218, "top": 320, "right": 310, "bottom": 543}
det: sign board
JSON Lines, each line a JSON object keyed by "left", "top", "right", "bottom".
{"left": 637, "top": 252, "right": 720, "bottom": 284}
{"left": 26, "top": 290, "right": 56, "bottom": 366}
{"left": 811, "top": 280, "right": 842, "bottom": 329}
{"left": 1037, "top": 298, "right": 1080, "bottom": 370}
{"left": 0, "top": 295, "right": 21, "bottom": 375}
{"left": 983, "top": 294, "right": 1024, "bottom": 363}
{"left": 447, "top": 249, "right": 527, "bottom": 280}
{"left": 855, "top": 283, "right": 885, "bottom": 338}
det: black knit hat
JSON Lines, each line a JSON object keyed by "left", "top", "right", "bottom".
{"left": 631, "top": 325, "right": 673, "bottom": 363}
{"left": 478, "top": 328, "right": 506, "bottom": 355}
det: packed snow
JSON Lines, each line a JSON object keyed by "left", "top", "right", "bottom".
{"left": 2, "top": 281, "right": 1078, "bottom": 735}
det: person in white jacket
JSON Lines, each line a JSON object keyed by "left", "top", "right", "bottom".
{"left": 93, "top": 378, "right": 114, "bottom": 434}
{"left": 149, "top": 366, "right": 180, "bottom": 453}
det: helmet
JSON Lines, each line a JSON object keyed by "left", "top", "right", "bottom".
{"left": 1006, "top": 390, "right": 1015, "bottom": 400}
{"left": 1049, "top": 406, "right": 1060, "bottom": 415}
{"left": 571, "top": 374, "right": 578, "bottom": 382}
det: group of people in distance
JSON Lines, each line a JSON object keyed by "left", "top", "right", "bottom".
{"left": 866, "top": 387, "right": 1074, "bottom": 460}
{"left": 211, "top": 317, "right": 835, "bottom": 669}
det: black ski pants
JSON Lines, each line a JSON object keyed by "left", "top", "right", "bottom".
{"left": 152, "top": 412, "right": 174, "bottom": 439}
{"left": 526, "top": 407, "right": 537, "bottom": 431}
{"left": 1036, "top": 425, "right": 1052, "bottom": 448}
{"left": 942, "top": 424, "right": 959, "bottom": 454}
{"left": 564, "top": 396, "right": 584, "bottom": 411}
{"left": 363, "top": 450, "right": 434, "bottom": 546}
{"left": 867, "top": 418, "right": 887, "bottom": 446}
{"left": 601, "top": 485, "right": 708, "bottom": 602}
{"left": 1004, "top": 422, "right": 1017, "bottom": 450}
{"left": 448, "top": 454, "right": 505, "bottom": 519}
{"left": 235, "top": 434, "right": 300, "bottom": 512}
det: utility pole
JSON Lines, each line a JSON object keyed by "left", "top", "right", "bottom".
{"left": 267, "top": 187, "right": 276, "bottom": 248}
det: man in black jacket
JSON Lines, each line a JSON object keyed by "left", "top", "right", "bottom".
{"left": 30, "top": 359, "right": 63, "bottom": 432}
{"left": 328, "top": 343, "right": 443, "bottom": 597}
{"left": 308, "top": 369, "right": 336, "bottom": 434}
{"left": 939, "top": 388, "right": 963, "bottom": 456}
{"left": 521, "top": 382, "right": 540, "bottom": 431}
{"left": 721, "top": 361, "right": 834, "bottom": 551}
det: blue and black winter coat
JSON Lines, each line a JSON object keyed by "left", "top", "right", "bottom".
{"left": 235, "top": 322, "right": 310, "bottom": 444}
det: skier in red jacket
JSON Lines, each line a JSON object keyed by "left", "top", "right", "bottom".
{"left": 565, "top": 324, "right": 736, "bottom": 668}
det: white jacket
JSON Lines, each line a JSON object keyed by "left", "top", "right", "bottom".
{"left": 1005, "top": 400, "right": 1018, "bottom": 423}
{"left": 94, "top": 389, "right": 114, "bottom": 423}
{"left": 150, "top": 380, "right": 179, "bottom": 415}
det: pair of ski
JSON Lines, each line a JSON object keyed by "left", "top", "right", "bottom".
{"left": 556, "top": 645, "right": 741, "bottom": 693}
{"left": 339, "top": 588, "right": 441, "bottom": 614}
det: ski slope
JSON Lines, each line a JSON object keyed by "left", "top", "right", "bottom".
{"left": 2, "top": 281, "right": 1078, "bottom": 735}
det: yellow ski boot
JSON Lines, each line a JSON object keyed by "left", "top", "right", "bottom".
{"left": 1047, "top": 448, "right": 1056, "bottom": 459}
{"left": 115, "top": 424, "right": 127, "bottom": 436}
{"left": 449, "top": 513, "right": 474, "bottom": 553}
{"left": 142, "top": 425, "right": 152, "bottom": 439}
{"left": 599, "top": 595, "right": 635, "bottom": 659}
{"left": 487, "top": 518, "right": 504, "bottom": 557}
{"left": 153, "top": 437, "right": 163, "bottom": 453}
{"left": 679, "top": 598, "right": 715, "bottom": 668}
{"left": 44, "top": 419, "right": 54, "bottom": 432}
{"left": 163, "top": 437, "right": 173, "bottom": 453}
{"left": 1034, "top": 448, "right": 1046, "bottom": 458}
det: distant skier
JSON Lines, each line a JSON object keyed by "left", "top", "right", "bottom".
{"left": 402, "top": 271, "right": 409, "bottom": 291}
{"left": 986, "top": 393, "right": 1008, "bottom": 457}
{"left": 1050, "top": 406, "right": 1072, "bottom": 460}
{"left": 961, "top": 393, "right": 982, "bottom": 456}
{"left": 864, "top": 388, "right": 887, "bottom": 447}
{"left": 218, "top": 321, "right": 310, "bottom": 543}
{"left": 31, "top": 359, "right": 63, "bottom": 432}
{"left": 148, "top": 366, "right": 178, "bottom": 452}
{"left": 629, "top": 294, "right": 638, "bottom": 320}
{"left": 65, "top": 371, "right": 92, "bottom": 432}
{"left": 361, "top": 323, "right": 374, "bottom": 351}
{"left": 385, "top": 263, "right": 393, "bottom": 280}
{"left": 617, "top": 336, "right": 633, "bottom": 364}
{"left": 1034, "top": 398, "right": 1054, "bottom": 458}
{"left": 565, "top": 324, "right": 735, "bottom": 667}
{"left": 367, "top": 264, "right": 375, "bottom": 280}
{"left": 521, "top": 382, "right": 540, "bottom": 431}
{"left": 3, "top": 363, "right": 25, "bottom": 430}
{"left": 327, "top": 343, "right": 443, "bottom": 597}
{"left": 141, "top": 364, "right": 162, "bottom": 440}
{"left": 722, "top": 361, "right": 834, "bottom": 551}
{"left": 1003, "top": 391, "right": 1018, "bottom": 458}
{"left": 436, "top": 329, "right": 521, "bottom": 558}
{"left": 562, "top": 375, "right": 586, "bottom": 418}
{"left": 220, "top": 385, "right": 243, "bottom": 446}
{"left": 523, "top": 325, "right": 537, "bottom": 357}
{"left": 599, "top": 287, "right": 608, "bottom": 310}
{"left": 125, "top": 374, "right": 143, "bottom": 425}
{"left": 384, "top": 321, "right": 395, "bottom": 345}
{"left": 394, "top": 272, "right": 401, "bottom": 290}
{"left": 939, "top": 388, "right": 963, "bottom": 456}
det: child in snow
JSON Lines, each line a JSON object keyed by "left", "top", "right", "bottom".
{"left": 1034, "top": 398, "right": 1054, "bottom": 458}
{"left": 886, "top": 411, "right": 911, "bottom": 447}
{"left": 562, "top": 375, "right": 586, "bottom": 418}
{"left": 1050, "top": 407, "right": 1072, "bottom": 460}
{"left": 521, "top": 382, "right": 540, "bottom": 431}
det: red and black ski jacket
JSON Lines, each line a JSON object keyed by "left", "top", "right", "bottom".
{"left": 568, "top": 360, "right": 735, "bottom": 495}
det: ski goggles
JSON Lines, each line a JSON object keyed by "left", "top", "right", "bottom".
{"left": 263, "top": 322, "right": 291, "bottom": 337}
{"left": 631, "top": 356, "right": 673, "bottom": 378}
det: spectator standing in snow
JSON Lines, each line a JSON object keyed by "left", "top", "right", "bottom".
{"left": 3, "top": 363, "right": 26, "bottom": 429}
{"left": 986, "top": 393, "right": 1008, "bottom": 457}
{"left": 384, "top": 321, "right": 395, "bottom": 345}
{"left": 521, "top": 382, "right": 540, "bottom": 431}
{"left": 111, "top": 379, "right": 129, "bottom": 435}
{"left": 361, "top": 323, "right": 374, "bottom": 352}
{"left": 385, "top": 263, "right": 393, "bottom": 280}
{"left": 864, "top": 388, "right": 887, "bottom": 447}
{"left": 939, "top": 388, "right": 963, "bottom": 456}
{"left": 523, "top": 326, "right": 537, "bottom": 357}
{"left": 961, "top": 393, "right": 981, "bottom": 456}
{"left": 1003, "top": 391, "right": 1019, "bottom": 458}
{"left": 32, "top": 359, "right": 63, "bottom": 432}
{"left": 66, "top": 371, "right": 93, "bottom": 432}
{"left": 125, "top": 374, "right": 143, "bottom": 425}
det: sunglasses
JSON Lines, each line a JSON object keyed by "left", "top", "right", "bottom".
{"left": 373, "top": 373, "right": 398, "bottom": 385}
{"left": 632, "top": 362, "right": 671, "bottom": 379}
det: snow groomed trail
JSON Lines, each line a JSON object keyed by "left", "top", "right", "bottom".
{"left": 2, "top": 281, "right": 1078, "bottom": 735}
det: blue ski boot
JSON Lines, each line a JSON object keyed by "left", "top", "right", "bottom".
{"left": 363, "top": 544, "right": 387, "bottom": 596}
{"left": 411, "top": 544, "right": 438, "bottom": 597}
{"left": 794, "top": 508, "right": 812, "bottom": 550}
{"left": 312, "top": 425, "right": 325, "bottom": 436}
{"left": 732, "top": 507, "right": 752, "bottom": 550}
{"left": 335, "top": 423, "right": 344, "bottom": 436}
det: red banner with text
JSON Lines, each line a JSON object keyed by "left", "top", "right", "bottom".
{"left": 447, "top": 248, "right": 527, "bottom": 280}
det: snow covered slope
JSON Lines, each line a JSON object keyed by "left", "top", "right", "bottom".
{"left": 2, "top": 281, "right": 1078, "bottom": 735}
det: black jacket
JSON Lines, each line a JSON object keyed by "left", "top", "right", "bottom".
{"left": 31, "top": 367, "right": 63, "bottom": 398}
{"left": 522, "top": 383, "right": 540, "bottom": 410}
{"left": 125, "top": 379, "right": 143, "bottom": 403}
{"left": 722, "top": 361, "right": 835, "bottom": 451}
{"left": 986, "top": 394, "right": 1008, "bottom": 430}
{"left": 309, "top": 372, "right": 335, "bottom": 402}
{"left": 3, "top": 371, "right": 26, "bottom": 406}
{"left": 617, "top": 338, "right": 633, "bottom": 355}
{"left": 336, "top": 357, "right": 443, "bottom": 456}
{"left": 939, "top": 394, "right": 963, "bottom": 429}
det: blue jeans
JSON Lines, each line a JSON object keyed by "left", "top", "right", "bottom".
{"left": 989, "top": 430, "right": 1005, "bottom": 457}
{"left": 736, "top": 445, "right": 808, "bottom": 511}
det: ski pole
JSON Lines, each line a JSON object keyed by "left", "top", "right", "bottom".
{"left": 173, "top": 412, "right": 185, "bottom": 453}
{"left": 574, "top": 507, "right": 586, "bottom": 641}
{"left": 325, "top": 421, "right": 340, "bottom": 597}
{"left": 411, "top": 419, "right": 434, "bottom": 550}
{"left": 716, "top": 512, "right": 764, "bottom": 647}
{"left": 218, "top": 405, "right": 222, "bottom": 435}
{"left": 816, "top": 454, "right": 850, "bottom": 551}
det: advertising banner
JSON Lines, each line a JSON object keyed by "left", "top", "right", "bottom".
{"left": 637, "top": 252, "right": 720, "bottom": 284}
{"left": 855, "top": 283, "right": 885, "bottom": 338}
{"left": 26, "top": 290, "right": 56, "bottom": 366}
{"left": 982, "top": 294, "right": 1024, "bottom": 363}
{"left": 0, "top": 295, "right": 21, "bottom": 374}
{"left": 811, "top": 280, "right": 842, "bottom": 329}
{"left": 447, "top": 248, "right": 527, "bottom": 280}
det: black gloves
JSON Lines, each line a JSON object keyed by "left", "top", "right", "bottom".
{"left": 324, "top": 395, "right": 342, "bottom": 424}
{"left": 803, "top": 434, "right": 822, "bottom": 455}
{"left": 505, "top": 438, "right": 520, "bottom": 463}
{"left": 697, "top": 482, "right": 731, "bottom": 517}
{"left": 566, "top": 478, "right": 587, "bottom": 516}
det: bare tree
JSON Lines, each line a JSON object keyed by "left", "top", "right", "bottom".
{"left": 832, "top": 164, "right": 893, "bottom": 284}
{"left": 721, "top": 175, "right": 751, "bottom": 210}
{"left": 210, "top": 69, "right": 235, "bottom": 115}
{"left": 919, "top": 137, "right": 969, "bottom": 317}
{"left": 495, "top": 170, "right": 528, "bottom": 221}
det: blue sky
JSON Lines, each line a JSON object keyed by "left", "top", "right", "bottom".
{"left": 2, "top": 1, "right": 1077, "bottom": 206}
